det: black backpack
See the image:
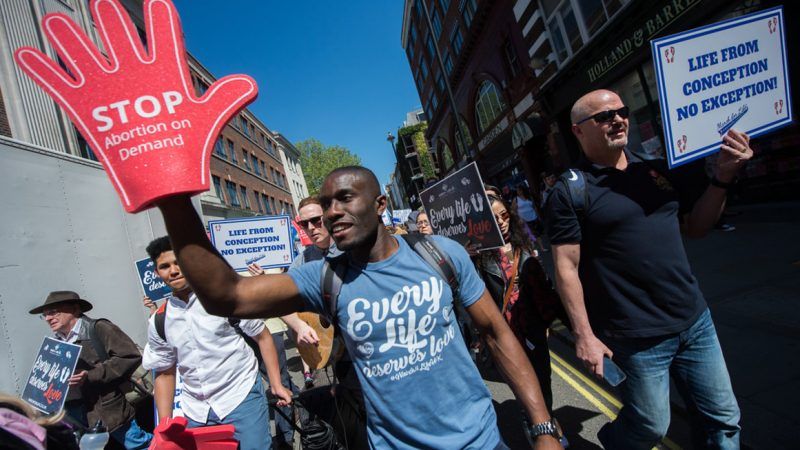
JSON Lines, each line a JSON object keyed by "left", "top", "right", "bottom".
{"left": 152, "top": 303, "right": 268, "bottom": 379}
{"left": 320, "top": 233, "right": 461, "bottom": 329}
{"left": 557, "top": 169, "right": 589, "bottom": 220}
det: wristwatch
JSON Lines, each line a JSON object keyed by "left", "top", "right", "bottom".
{"left": 710, "top": 175, "right": 737, "bottom": 190}
{"left": 527, "top": 418, "right": 562, "bottom": 440}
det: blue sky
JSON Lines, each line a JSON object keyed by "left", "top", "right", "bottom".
{"left": 173, "top": 1, "right": 420, "bottom": 187}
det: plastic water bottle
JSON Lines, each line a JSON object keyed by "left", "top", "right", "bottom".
{"left": 79, "top": 420, "right": 109, "bottom": 450}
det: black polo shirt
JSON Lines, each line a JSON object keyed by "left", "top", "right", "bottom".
{"left": 545, "top": 150, "right": 707, "bottom": 338}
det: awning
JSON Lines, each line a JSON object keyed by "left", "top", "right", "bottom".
{"left": 511, "top": 114, "right": 546, "bottom": 149}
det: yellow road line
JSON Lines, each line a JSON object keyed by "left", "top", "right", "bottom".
{"left": 550, "top": 351, "right": 683, "bottom": 450}
{"left": 551, "top": 363, "right": 619, "bottom": 420}
{"left": 550, "top": 351, "right": 623, "bottom": 408}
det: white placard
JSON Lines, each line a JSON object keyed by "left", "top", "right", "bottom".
{"left": 651, "top": 6, "right": 792, "bottom": 168}
{"left": 208, "top": 215, "right": 294, "bottom": 272}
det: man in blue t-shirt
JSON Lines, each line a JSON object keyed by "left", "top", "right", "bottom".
{"left": 155, "top": 166, "right": 562, "bottom": 449}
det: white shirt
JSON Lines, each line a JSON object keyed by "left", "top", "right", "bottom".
{"left": 55, "top": 317, "right": 83, "bottom": 343}
{"left": 142, "top": 293, "right": 265, "bottom": 422}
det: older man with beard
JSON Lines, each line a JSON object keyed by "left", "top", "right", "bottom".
{"left": 546, "top": 89, "right": 750, "bottom": 449}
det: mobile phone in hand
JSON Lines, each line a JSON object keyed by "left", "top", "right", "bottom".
{"left": 603, "top": 356, "right": 627, "bottom": 386}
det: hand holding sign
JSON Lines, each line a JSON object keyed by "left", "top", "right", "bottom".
{"left": 716, "top": 129, "right": 753, "bottom": 182}
{"left": 14, "top": 0, "right": 257, "bottom": 212}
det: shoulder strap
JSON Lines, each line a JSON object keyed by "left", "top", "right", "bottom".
{"left": 227, "top": 318, "right": 268, "bottom": 378}
{"left": 154, "top": 302, "right": 167, "bottom": 343}
{"left": 501, "top": 248, "right": 522, "bottom": 315}
{"left": 85, "top": 317, "right": 109, "bottom": 361}
{"left": 401, "top": 234, "right": 460, "bottom": 301}
{"left": 321, "top": 256, "right": 349, "bottom": 329}
{"left": 560, "top": 169, "right": 588, "bottom": 219}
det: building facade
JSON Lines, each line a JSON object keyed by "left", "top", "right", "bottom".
{"left": 275, "top": 132, "right": 309, "bottom": 210}
{"left": 401, "top": 0, "right": 549, "bottom": 193}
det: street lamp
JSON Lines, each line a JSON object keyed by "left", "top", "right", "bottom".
{"left": 387, "top": 131, "right": 396, "bottom": 154}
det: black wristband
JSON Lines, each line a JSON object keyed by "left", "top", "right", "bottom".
{"left": 710, "top": 176, "right": 736, "bottom": 190}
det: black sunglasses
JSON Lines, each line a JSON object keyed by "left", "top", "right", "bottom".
{"left": 298, "top": 215, "right": 323, "bottom": 228}
{"left": 576, "top": 106, "right": 630, "bottom": 125}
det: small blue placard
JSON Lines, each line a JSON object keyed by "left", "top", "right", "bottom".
{"left": 22, "top": 337, "right": 82, "bottom": 414}
{"left": 135, "top": 257, "right": 172, "bottom": 301}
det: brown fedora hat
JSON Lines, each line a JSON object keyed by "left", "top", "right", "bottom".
{"left": 29, "top": 291, "right": 93, "bottom": 315}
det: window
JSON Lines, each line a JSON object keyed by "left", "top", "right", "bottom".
{"left": 242, "top": 150, "right": 250, "bottom": 169}
{"left": 420, "top": 58, "right": 429, "bottom": 79}
{"left": 225, "top": 180, "right": 240, "bottom": 207}
{"left": 196, "top": 80, "right": 208, "bottom": 96}
{"left": 407, "top": 44, "right": 415, "bottom": 61}
{"left": 435, "top": 71, "right": 445, "bottom": 94}
{"left": 212, "top": 176, "right": 224, "bottom": 202}
{"left": 240, "top": 186, "right": 250, "bottom": 209}
{"left": 431, "top": 7, "right": 442, "bottom": 39}
{"left": 439, "top": 140, "right": 455, "bottom": 171}
{"left": 474, "top": 80, "right": 507, "bottom": 133}
{"left": 214, "top": 137, "right": 226, "bottom": 158}
{"left": 544, "top": 0, "right": 625, "bottom": 65}
{"left": 426, "top": 90, "right": 439, "bottom": 118}
{"left": 443, "top": 52, "right": 453, "bottom": 76}
{"left": 410, "top": 21, "right": 417, "bottom": 45}
{"left": 240, "top": 117, "right": 250, "bottom": 137}
{"left": 426, "top": 33, "right": 435, "bottom": 60}
{"left": 225, "top": 140, "right": 235, "bottom": 163}
{"left": 255, "top": 191, "right": 263, "bottom": 213}
{"left": 270, "top": 197, "right": 277, "bottom": 214}
{"left": 415, "top": 71, "right": 424, "bottom": 93}
{"left": 251, "top": 155, "right": 261, "bottom": 175}
{"left": 259, "top": 161, "right": 266, "bottom": 177}
{"left": 261, "top": 193, "right": 272, "bottom": 214}
{"left": 440, "top": 0, "right": 451, "bottom": 12}
{"left": 460, "top": 0, "right": 477, "bottom": 28}
{"left": 454, "top": 116, "right": 473, "bottom": 157}
{"left": 414, "top": 0, "right": 423, "bottom": 16}
{"left": 503, "top": 38, "right": 521, "bottom": 79}
{"left": 74, "top": 126, "right": 97, "bottom": 161}
{"left": 450, "top": 25, "right": 463, "bottom": 56}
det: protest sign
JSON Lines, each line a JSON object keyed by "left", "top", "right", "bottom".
{"left": 135, "top": 257, "right": 172, "bottom": 301}
{"left": 13, "top": 0, "right": 257, "bottom": 212}
{"left": 392, "top": 209, "right": 412, "bottom": 226}
{"left": 420, "top": 162, "right": 504, "bottom": 250}
{"left": 208, "top": 215, "right": 294, "bottom": 272}
{"left": 22, "top": 337, "right": 81, "bottom": 414}
{"left": 651, "top": 6, "right": 792, "bottom": 168}
{"left": 381, "top": 209, "right": 393, "bottom": 227}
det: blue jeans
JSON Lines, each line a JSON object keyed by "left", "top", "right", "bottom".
{"left": 598, "top": 309, "right": 740, "bottom": 450}
{"left": 185, "top": 379, "right": 271, "bottom": 450}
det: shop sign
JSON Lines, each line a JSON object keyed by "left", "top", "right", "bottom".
{"left": 586, "top": 0, "right": 703, "bottom": 83}
{"left": 478, "top": 117, "right": 509, "bottom": 151}
{"left": 652, "top": 6, "right": 792, "bottom": 168}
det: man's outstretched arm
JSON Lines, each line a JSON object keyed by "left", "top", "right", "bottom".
{"left": 157, "top": 195, "right": 303, "bottom": 318}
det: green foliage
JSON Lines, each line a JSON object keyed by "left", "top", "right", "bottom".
{"left": 398, "top": 122, "right": 437, "bottom": 181}
{"left": 295, "top": 138, "right": 362, "bottom": 195}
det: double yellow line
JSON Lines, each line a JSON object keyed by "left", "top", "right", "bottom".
{"left": 549, "top": 350, "right": 682, "bottom": 450}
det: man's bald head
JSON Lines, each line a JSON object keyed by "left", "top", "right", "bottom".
{"left": 325, "top": 166, "right": 381, "bottom": 198}
{"left": 570, "top": 89, "right": 621, "bottom": 124}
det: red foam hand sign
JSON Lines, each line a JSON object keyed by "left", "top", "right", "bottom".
{"left": 14, "top": 0, "right": 257, "bottom": 212}
{"left": 149, "top": 417, "right": 237, "bottom": 450}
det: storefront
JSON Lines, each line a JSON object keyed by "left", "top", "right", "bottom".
{"left": 535, "top": 0, "right": 798, "bottom": 200}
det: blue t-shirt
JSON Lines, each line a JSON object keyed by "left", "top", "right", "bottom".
{"left": 288, "top": 235, "right": 500, "bottom": 449}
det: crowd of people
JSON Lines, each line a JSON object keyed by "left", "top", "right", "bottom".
{"left": 2, "top": 88, "right": 753, "bottom": 450}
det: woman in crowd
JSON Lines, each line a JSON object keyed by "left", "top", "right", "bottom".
{"left": 474, "top": 194, "right": 566, "bottom": 413}
{"left": 512, "top": 185, "right": 541, "bottom": 245}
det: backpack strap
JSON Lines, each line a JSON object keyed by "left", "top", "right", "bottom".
{"left": 153, "top": 301, "right": 168, "bottom": 343}
{"left": 321, "top": 255, "right": 349, "bottom": 329}
{"left": 560, "top": 169, "right": 589, "bottom": 220}
{"left": 401, "top": 234, "right": 460, "bottom": 301}
{"left": 228, "top": 318, "right": 268, "bottom": 379}
{"left": 85, "top": 317, "right": 109, "bottom": 361}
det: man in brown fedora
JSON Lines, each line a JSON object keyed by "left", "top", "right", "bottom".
{"left": 30, "top": 291, "right": 152, "bottom": 449}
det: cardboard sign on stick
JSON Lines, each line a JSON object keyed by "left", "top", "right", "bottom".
{"left": 651, "top": 6, "right": 792, "bottom": 168}
{"left": 14, "top": 0, "right": 258, "bottom": 212}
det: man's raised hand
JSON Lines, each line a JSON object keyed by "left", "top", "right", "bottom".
{"left": 14, "top": 0, "right": 257, "bottom": 212}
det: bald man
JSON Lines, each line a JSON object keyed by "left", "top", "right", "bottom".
{"left": 546, "top": 89, "right": 749, "bottom": 449}
{"left": 154, "top": 166, "right": 563, "bottom": 449}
